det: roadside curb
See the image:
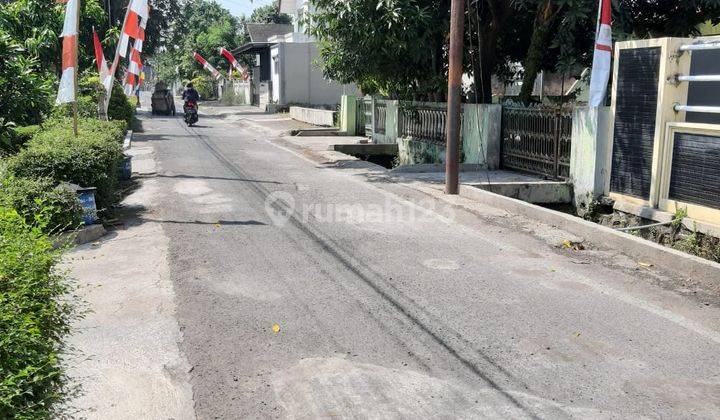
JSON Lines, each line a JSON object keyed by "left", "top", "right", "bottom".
{"left": 123, "top": 130, "right": 133, "bottom": 150}
{"left": 267, "top": 128, "right": 720, "bottom": 281}
{"left": 55, "top": 224, "right": 107, "bottom": 248}
{"left": 458, "top": 184, "right": 720, "bottom": 280}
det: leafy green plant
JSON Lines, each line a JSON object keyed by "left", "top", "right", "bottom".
{"left": 8, "top": 118, "right": 125, "bottom": 212}
{"left": 671, "top": 207, "right": 688, "bottom": 229}
{"left": 0, "top": 206, "right": 75, "bottom": 419}
{"left": 0, "top": 168, "right": 82, "bottom": 233}
{"left": 191, "top": 76, "right": 216, "bottom": 100}
{"left": 107, "top": 81, "right": 135, "bottom": 128}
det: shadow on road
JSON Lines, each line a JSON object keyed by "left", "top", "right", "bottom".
{"left": 133, "top": 172, "right": 284, "bottom": 185}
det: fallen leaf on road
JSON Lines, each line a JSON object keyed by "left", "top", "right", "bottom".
{"left": 562, "top": 239, "right": 573, "bottom": 249}
{"left": 272, "top": 323, "right": 280, "bottom": 333}
{"left": 638, "top": 262, "right": 653, "bottom": 268}
{"left": 213, "top": 223, "right": 221, "bottom": 228}
{"left": 574, "top": 331, "right": 582, "bottom": 337}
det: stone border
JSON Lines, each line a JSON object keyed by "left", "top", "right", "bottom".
{"left": 458, "top": 184, "right": 720, "bottom": 280}
{"left": 123, "top": 130, "right": 133, "bottom": 150}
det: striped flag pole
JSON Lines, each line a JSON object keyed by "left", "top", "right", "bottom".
{"left": 220, "top": 47, "right": 249, "bottom": 81}
{"left": 56, "top": 0, "right": 80, "bottom": 135}
{"left": 93, "top": 27, "right": 113, "bottom": 118}
{"left": 106, "top": 0, "right": 150, "bottom": 115}
{"left": 589, "top": 0, "right": 613, "bottom": 107}
{"left": 193, "top": 52, "right": 222, "bottom": 80}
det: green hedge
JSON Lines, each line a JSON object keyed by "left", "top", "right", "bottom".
{"left": 8, "top": 118, "right": 125, "bottom": 211}
{"left": 53, "top": 75, "right": 135, "bottom": 129}
{"left": 107, "top": 81, "right": 135, "bottom": 128}
{"left": 1, "top": 125, "right": 40, "bottom": 156}
{"left": 0, "top": 169, "right": 82, "bottom": 233}
{"left": 0, "top": 206, "right": 73, "bottom": 419}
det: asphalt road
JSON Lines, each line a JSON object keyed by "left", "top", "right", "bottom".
{"left": 133, "top": 104, "right": 720, "bottom": 419}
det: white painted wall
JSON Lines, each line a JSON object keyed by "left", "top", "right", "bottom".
{"left": 274, "top": 42, "right": 358, "bottom": 107}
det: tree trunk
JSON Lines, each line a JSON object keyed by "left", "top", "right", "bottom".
{"left": 518, "top": 0, "right": 557, "bottom": 104}
{"left": 470, "top": 0, "right": 511, "bottom": 104}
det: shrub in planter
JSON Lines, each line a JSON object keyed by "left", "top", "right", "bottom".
{"left": 8, "top": 118, "right": 125, "bottom": 211}
{"left": 0, "top": 170, "right": 82, "bottom": 233}
{"left": 0, "top": 206, "right": 73, "bottom": 419}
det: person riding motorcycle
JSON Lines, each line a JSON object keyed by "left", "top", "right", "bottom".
{"left": 182, "top": 82, "right": 200, "bottom": 112}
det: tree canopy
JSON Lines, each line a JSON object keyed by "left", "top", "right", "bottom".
{"left": 308, "top": 0, "right": 450, "bottom": 101}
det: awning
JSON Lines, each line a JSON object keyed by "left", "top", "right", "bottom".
{"left": 232, "top": 42, "right": 274, "bottom": 55}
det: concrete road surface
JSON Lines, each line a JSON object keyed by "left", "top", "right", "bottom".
{"left": 74, "top": 102, "right": 720, "bottom": 419}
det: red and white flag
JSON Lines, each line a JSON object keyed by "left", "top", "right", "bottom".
{"left": 589, "top": 0, "right": 612, "bottom": 106}
{"left": 123, "top": 71, "right": 136, "bottom": 96}
{"left": 93, "top": 27, "right": 113, "bottom": 97}
{"left": 128, "top": 45, "right": 143, "bottom": 77}
{"left": 220, "top": 47, "right": 249, "bottom": 81}
{"left": 194, "top": 52, "right": 222, "bottom": 80}
{"left": 119, "top": 0, "right": 150, "bottom": 58}
{"left": 56, "top": 0, "right": 79, "bottom": 104}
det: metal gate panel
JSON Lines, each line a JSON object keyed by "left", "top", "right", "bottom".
{"left": 609, "top": 47, "right": 661, "bottom": 199}
{"left": 501, "top": 106, "right": 572, "bottom": 179}
{"left": 669, "top": 132, "right": 720, "bottom": 209}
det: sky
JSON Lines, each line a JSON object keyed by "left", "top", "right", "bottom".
{"left": 217, "top": 0, "right": 275, "bottom": 18}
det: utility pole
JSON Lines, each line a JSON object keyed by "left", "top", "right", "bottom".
{"left": 445, "top": 0, "right": 464, "bottom": 194}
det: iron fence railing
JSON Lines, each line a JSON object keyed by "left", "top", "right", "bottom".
{"left": 399, "top": 105, "right": 450, "bottom": 144}
{"left": 374, "top": 102, "right": 387, "bottom": 134}
{"left": 501, "top": 105, "right": 572, "bottom": 179}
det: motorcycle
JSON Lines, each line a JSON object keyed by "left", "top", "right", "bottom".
{"left": 184, "top": 101, "right": 199, "bottom": 126}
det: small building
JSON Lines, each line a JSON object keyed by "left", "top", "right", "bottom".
{"left": 234, "top": 23, "right": 293, "bottom": 108}
{"left": 234, "top": 7, "right": 357, "bottom": 110}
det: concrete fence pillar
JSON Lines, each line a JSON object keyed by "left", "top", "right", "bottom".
{"left": 570, "top": 106, "right": 613, "bottom": 214}
{"left": 461, "top": 104, "right": 501, "bottom": 168}
{"left": 385, "top": 100, "right": 399, "bottom": 143}
{"left": 340, "top": 95, "right": 357, "bottom": 135}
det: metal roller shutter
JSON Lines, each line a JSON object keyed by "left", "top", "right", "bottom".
{"left": 669, "top": 132, "right": 720, "bottom": 209}
{"left": 610, "top": 47, "right": 661, "bottom": 199}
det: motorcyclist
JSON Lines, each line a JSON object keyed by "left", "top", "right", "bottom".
{"left": 182, "top": 82, "right": 200, "bottom": 113}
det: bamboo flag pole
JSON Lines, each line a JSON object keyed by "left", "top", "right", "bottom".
{"left": 105, "top": 1, "right": 133, "bottom": 116}
{"left": 72, "top": 0, "right": 81, "bottom": 136}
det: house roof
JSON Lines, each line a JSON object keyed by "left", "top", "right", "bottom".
{"left": 245, "top": 23, "right": 293, "bottom": 43}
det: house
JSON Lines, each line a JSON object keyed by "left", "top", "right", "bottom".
{"left": 233, "top": 23, "right": 293, "bottom": 108}
{"left": 234, "top": 3, "right": 357, "bottom": 110}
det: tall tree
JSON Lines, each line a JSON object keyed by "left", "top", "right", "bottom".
{"left": 249, "top": 0, "right": 291, "bottom": 25}
{"left": 309, "top": 0, "right": 451, "bottom": 100}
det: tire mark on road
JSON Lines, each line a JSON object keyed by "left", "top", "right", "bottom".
{"left": 174, "top": 118, "right": 547, "bottom": 419}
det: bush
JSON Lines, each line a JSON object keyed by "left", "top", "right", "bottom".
{"left": 8, "top": 118, "right": 125, "bottom": 211}
{"left": 10, "top": 125, "right": 40, "bottom": 147}
{"left": 0, "top": 206, "right": 73, "bottom": 419}
{"left": 0, "top": 168, "right": 82, "bottom": 233}
{"left": 191, "top": 76, "right": 216, "bottom": 100}
{"left": 1, "top": 125, "right": 40, "bottom": 155}
{"left": 107, "top": 82, "right": 135, "bottom": 128}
